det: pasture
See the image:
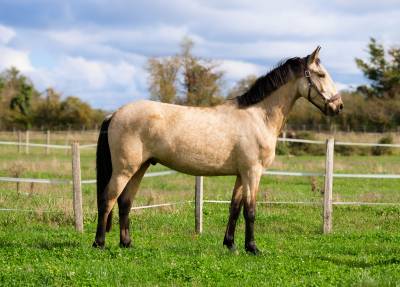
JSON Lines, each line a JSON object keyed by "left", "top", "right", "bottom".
{"left": 0, "top": 131, "right": 400, "bottom": 286}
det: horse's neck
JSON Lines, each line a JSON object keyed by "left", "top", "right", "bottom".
{"left": 254, "top": 81, "right": 299, "bottom": 136}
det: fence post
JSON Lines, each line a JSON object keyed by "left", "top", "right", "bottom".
{"left": 46, "top": 130, "right": 50, "bottom": 155}
{"left": 323, "top": 138, "right": 334, "bottom": 234}
{"left": 25, "top": 130, "right": 29, "bottom": 154}
{"left": 195, "top": 176, "right": 203, "bottom": 234}
{"left": 18, "top": 131, "right": 22, "bottom": 154}
{"left": 71, "top": 142, "right": 83, "bottom": 232}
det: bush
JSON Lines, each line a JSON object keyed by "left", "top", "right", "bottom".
{"left": 276, "top": 141, "right": 290, "bottom": 155}
{"left": 371, "top": 134, "right": 394, "bottom": 156}
{"left": 286, "top": 132, "right": 325, "bottom": 156}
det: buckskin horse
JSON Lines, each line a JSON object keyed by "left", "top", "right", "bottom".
{"left": 93, "top": 46, "right": 343, "bottom": 254}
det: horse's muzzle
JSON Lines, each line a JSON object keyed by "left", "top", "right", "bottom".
{"left": 327, "top": 94, "right": 343, "bottom": 116}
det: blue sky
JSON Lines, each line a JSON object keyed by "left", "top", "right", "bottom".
{"left": 0, "top": 0, "right": 399, "bottom": 110}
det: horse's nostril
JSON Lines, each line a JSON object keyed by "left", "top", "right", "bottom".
{"left": 339, "top": 104, "right": 343, "bottom": 110}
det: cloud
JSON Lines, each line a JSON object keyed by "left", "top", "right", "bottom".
{"left": 218, "top": 60, "right": 263, "bottom": 81}
{"left": 0, "top": 47, "right": 33, "bottom": 72}
{"left": 29, "top": 56, "right": 145, "bottom": 109}
{"left": 0, "top": 25, "right": 15, "bottom": 44}
{"left": 0, "top": 25, "right": 33, "bottom": 72}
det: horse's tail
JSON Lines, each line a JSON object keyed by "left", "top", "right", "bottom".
{"left": 96, "top": 114, "right": 113, "bottom": 232}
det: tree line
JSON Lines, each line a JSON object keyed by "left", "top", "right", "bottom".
{"left": 0, "top": 67, "right": 105, "bottom": 130}
{"left": 1, "top": 37, "right": 399, "bottom": 131}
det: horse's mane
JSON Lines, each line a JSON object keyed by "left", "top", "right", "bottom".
{"left": 236, "top": 57, "right": 306, "bottom": 107}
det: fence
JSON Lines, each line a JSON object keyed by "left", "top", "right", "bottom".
{"left": 0, "top": 134, "right": 400, "bottom": 234}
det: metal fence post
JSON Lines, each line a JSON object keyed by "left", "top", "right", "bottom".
{"left": 195, "top": 176, "right": 203, "bottom": 234}
{"left": 323, "top": 138, "right": 334, "bottom": 234}
{"left": 71, "top": 141, "right": 83, "bottom": 232}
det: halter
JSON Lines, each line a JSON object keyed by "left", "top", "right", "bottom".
{"left": 304, "top": 60, "right": 341, "bottom": 114}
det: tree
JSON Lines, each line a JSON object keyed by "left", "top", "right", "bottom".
{"left": 146, "top": 37, "right": 224, "bottom": 106}
{"left": 0, "top": 67, "right": 38, "bottom": 128}
{"left": 146, "top": 57, "right": 180, "bottom": 103}
{"left": 180, "top": 38, "right": 224, "bottom": 106}
{"left": 60, "top": 96, "right": 94, "bottom": 129}
{"left": 33, "top": 88, "right": 62, "bottom": 129}
{"left": 355, "top": 38, "right": 400, "bottom": 98}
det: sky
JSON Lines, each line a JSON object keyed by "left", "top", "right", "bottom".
{"left": 0, "top": 0, "right": 399, "bottom": 110}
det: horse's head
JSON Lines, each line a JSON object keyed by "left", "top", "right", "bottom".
{"left": 297, "top": 46, "right": 343, "bottom": 116}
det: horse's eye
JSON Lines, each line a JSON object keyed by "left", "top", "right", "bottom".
{"left": 318, "top": 73, "right": 326, "bottom": 78}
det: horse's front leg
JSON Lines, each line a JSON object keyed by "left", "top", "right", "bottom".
{"left": 223, "top": 176, "right": 243, "bottom": 251}
{"left": 241, "top": 165, "right": 263, "bottom": 255}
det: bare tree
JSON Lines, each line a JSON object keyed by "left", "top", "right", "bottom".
{"left": 146, "top": 56, "right": 180, "bottom": 103}
{"left": 146, "top": 37, "right": 224, "bottom": 106}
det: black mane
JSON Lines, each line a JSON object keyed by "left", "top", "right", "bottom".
{"left": 236, "top": 57, "right": 306, "bottom": 107}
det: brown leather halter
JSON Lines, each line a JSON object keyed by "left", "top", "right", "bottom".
{"left": 304, "top": 58, "right": 341, "bottom": 114}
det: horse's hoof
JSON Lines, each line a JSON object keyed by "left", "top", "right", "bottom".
{"left": 223, "top": 242, "right": 237, "bottom": 252}
{"left": 223, "top": 238, "right": 236, "bottom": 251}
{"left": 92, "top": 241, "right": 105, "bottom": 249}
{"left": 119, "top": 240, "right": 131, "bottom": 248}
{"left": 245, "top": 243, "right": 261, "bottom": 256}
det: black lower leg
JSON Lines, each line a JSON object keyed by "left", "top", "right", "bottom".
{"left": 93, "top": 202, "right": 108, "bottom": 248}
{"left": 244, "top": 204, "right": 259, "bottom": 255}
{"left": 93, "top": 205, "right": 107, "bottom": 248}
{"left": 223, "top": 201, "right": 242, "bottom": 250}
{"left": 118, "top": 197, "right": 132, "bottom": 248}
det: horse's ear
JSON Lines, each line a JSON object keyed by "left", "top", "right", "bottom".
{"left": 307, "top": 46, "right": 321, "bottom": 65}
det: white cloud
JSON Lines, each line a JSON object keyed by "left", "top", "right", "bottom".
{"left": 47, "top": 29, "right": 101, "bottom": 47}
{"left": 29, "top": 56, "right": 145, "bottom": 109}
{"left": 33, "top": 56, "right": 138, "bottom": 90}
{"left": 0, "top": 25, "right": 33, "bottom": 72}
{"left": 218, "top": 60, "right": 263, "bottom": 80}
{"left": 0, "top": 25, "right": 16, "bottom": 44}
{"left": 0, "top": 47, "right": 33, "bottom": 72}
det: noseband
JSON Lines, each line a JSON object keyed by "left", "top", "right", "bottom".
{"left": 304, "top": 65, "right": 341, "bottom": 114}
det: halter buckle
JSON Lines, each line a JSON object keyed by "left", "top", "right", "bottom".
{"left": 304, "top": 70, "right": 311, "bottom": 78}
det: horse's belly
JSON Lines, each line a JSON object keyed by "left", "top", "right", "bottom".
{"left": 154, "top": 147, "right": 238, "bottom": 176}
{"left": 158, "top": 160, "right": 237, "bottom": 176}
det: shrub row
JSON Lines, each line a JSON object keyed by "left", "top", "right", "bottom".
{"left": 276, "top": 132, "right": 394, "bottom": 156}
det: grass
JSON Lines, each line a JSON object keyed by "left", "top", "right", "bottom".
{"left": 0, "top": 132, "right": 400, "bottom": 285}
{"left": 1, "top": 204, "right": 400, "bottom": 286}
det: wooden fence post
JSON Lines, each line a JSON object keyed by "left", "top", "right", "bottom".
{"left": 18, "top": 131, "right": 22, "bottom": 154}
{"left": 323, "top": 138, "right": 334, "bottom": 234}
{"left": 25, "top": 130, "right": 29, "bottom": 154}
{"left": 71, "top": 142, "right": 83, "bottom": 232}
{"left": 46, "top": 130, "right": 50, "bottom": 155}
{"left": 195, "top": 176, "right": 203, "bottom": 234}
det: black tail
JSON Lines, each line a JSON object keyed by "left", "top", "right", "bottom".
{"left": 96, "top": 115, "right": 113, "bottom": 232}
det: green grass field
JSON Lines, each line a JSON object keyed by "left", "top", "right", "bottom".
{"left": 0, "top": 133, "right": 400, "bottom": 286}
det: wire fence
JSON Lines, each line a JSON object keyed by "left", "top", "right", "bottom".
{"left": 0, "top": 135, "right": 399, "bottom": 233}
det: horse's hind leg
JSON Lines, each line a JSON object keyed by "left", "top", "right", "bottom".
{"left": 241, "top": 165, "right": 262, "bottom": 255}
{"left": 223, "top": 176, "right": 243, "bottom": 251}
{"left": 93, "top": 170, "right": 136, "bottom": 248}
{"left": 118, "top": 161, "right": 150, "bottom": 248}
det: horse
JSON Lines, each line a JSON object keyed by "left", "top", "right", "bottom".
{"left": 93, "top": 46, "right": 343, "bottom": 254}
